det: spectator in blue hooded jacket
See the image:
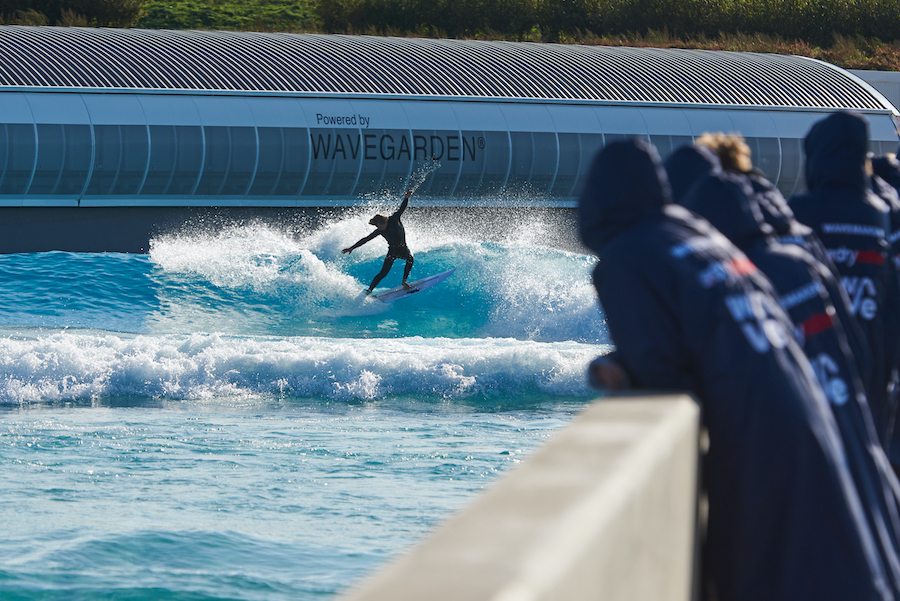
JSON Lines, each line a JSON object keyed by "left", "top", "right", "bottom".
{"left": 871, "top": 151, "right": 900, "bottom": 249}
{"left": 679, "top": 153, "right": 865, "bottom": 409}
{"left": 873, "top": 169, "right": 900, "bottom": 278}
{"left": 696, "top": 133, "right": 837, "bottom": 271}
{"left": 868, "top": 152, "right": 900, "bottom": 467}
{"left": 679, "top": 162, "right": 900, "bottom": 594}
{"left": 676, "top": 135, "right": 875, "bottom": 411}
{"left": 870, "top": 153, "right": 900, "bottom": 282}
{"left": 790, "top": 111, "right": 900, "bottom": 460}
{"left": 580, "top": 137, "right": 894, "bottom": 601}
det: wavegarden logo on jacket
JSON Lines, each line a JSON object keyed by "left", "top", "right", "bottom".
{"left": 822, "top": 223, "right": 886, "bottom": 238}
{"left": 779, "top": 281, "right": 826, "bottom": 311}
{"left": 669, "top": 236, "right": 719, "bottom": 259}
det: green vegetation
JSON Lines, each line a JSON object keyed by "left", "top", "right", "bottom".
{"left": 138, "top": 0, "right": 316, "bottom": 32}
{"left": 3, "top": 0, "right": 900, "bottom": 70}
{"left": 0, "top": 0, "right": 143, "bottom": 26}
{"left": 311, "top": 0, "right": 900, "bottom": 52}
{"left": 577, "top": 30, "right": 900, "bottom": 72}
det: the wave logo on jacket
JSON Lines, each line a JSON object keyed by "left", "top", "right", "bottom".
{"left": 725, "top": 291, "right": 791, "bottom": 353}
{"left": 810, "top": 353, "right": 850, "bottom": 406}
{"left": 842, "top": 276, "right": 879, "bottom": 320}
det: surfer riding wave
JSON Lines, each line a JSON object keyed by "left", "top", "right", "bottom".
{"left": 342, "top": 189, "right": 415, "bottom": 295}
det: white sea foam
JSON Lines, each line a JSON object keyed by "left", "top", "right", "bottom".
{"left": 0, "top": 215, "right": 610, "bottom": 403}
{"left": 145, "top": 219, "right": 607, "bottom": 342}
{"left": 0, "top": 330, "right": 608, "bottom": 404}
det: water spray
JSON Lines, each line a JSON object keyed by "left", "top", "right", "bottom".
{"left": 408, "top": 161, "right": 441, "bottom": 192}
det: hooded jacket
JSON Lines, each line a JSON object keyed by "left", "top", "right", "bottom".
{"left": 790, "top": 111, "right": 900, "bottom": 451}
{"left": 580, "top": 138, "right": 892, "bottom": 601}
{"left": 874, "top": 153, "right": 900, "bottom": 192}
{"left": 749, "top": 169, "right": 875, "bottom": 393}
{"left": 664, "top": 144, "right": 720, "bottom": 204}
{"left": 871, "top": 155, "right": 900, "bottom": 272}
{"left": 683, "top": 171, "right": 900, "bottom": 591}
{"left": 666, "top": 145, "right": 836, "bottom": 270}
{"left": 664, "top": 145, "right": 872, "bottom": 385}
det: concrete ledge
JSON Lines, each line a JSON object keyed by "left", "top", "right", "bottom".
{"left": 340, "top": 394, "right": 700, "bottom": 601}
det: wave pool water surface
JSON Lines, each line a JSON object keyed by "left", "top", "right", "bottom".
{"left": 0, "top": 212, "right": 609, "bottom": 600}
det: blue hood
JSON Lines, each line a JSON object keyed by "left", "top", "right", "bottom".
{"left": 804, "top": 111, "right": 869, "bottom": 192}
{"left": 578, "top": 138, "right": 671, "bottom": 254}
{"left": 872, "top": 154, "right": 900, "bottom": 192}
{"left": 681, "top": 172, "right": 770, "bottom": 249}
{"left": 748, "top": 174, "right": 795, "bottom": 235}
{"left": 664, "top": 144, "right": 721, "bottom": 203}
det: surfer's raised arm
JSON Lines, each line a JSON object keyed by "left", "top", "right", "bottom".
{"left": 342, "top": 230, "right": 379, "bottom": 254}
{"left": 395, "top": 189, "right": 413, "bottom": 217}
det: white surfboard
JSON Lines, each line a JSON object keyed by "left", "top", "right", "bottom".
{"left": 372, "top": 268, "right": 456, "bottom": 303}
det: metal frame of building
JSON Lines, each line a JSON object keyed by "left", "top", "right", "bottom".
{"left": 0, "top": 26, "right": 895, "bottom": 251}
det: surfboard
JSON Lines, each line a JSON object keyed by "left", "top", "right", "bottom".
{"left": 371, "top": 268, "right": 456, "bottom": 303}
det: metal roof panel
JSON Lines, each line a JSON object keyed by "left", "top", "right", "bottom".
{"left": 0, "top": 27, "right": 889, "bottom": 113}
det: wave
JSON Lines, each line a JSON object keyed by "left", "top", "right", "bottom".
{"left": 0, "top": 329, "right": 608, "bottom": 404}
{"left": 146, "top": 218, "right": 608, "bottom": 342}
{"left": 0, "top": 213, "right": 611, "bottom": 404}
{"left": 0, "top": 251, "right": 158, "bottom": 333}
{"left": 0, "top": 215, "right": 605, "bottom": 343}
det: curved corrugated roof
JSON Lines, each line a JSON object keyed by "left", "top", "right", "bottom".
{"left": 0, "top": 26, "right": 889, "bottom": 111}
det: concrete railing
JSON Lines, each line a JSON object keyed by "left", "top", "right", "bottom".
{"left": 339, "top": 394, "right": 701, "bottom": 601}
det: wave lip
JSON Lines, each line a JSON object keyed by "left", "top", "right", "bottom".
{"left": 0, "top": 330, "right": 608, "bottom": 404}
{"left": 146, "top": 222, "right": 606, "bottom": 342}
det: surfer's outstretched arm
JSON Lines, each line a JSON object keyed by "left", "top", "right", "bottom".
{"left": 342, "top": 230, "right": 380, "bottom": 254}
{"left": 394, "top": 189, "right": 413, "bottom": 217}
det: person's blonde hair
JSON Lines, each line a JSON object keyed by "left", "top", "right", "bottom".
{"left": 696, "top": 132, "right": 753, "bottom": 173}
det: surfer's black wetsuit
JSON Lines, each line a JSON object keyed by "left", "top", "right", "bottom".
{"left": 348, "top": 193, "right": 414, "bottom": 292}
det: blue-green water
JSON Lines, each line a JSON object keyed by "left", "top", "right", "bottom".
{"left": 0, "top": 212, "right": 609, "bottom": 600}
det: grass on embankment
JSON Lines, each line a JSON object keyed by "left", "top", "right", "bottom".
{"left": 137, "top": 0, "right": 317, "bottom": 33}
